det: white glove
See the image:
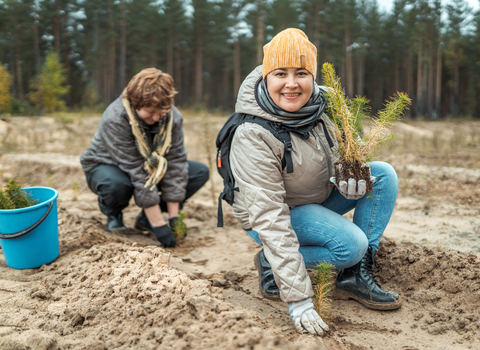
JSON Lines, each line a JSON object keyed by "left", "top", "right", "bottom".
{"left": 330, "top": 164, "right": 375, "bottom": 200}
{"left": 288, "top": 298, "right": 329, "bottom": 336}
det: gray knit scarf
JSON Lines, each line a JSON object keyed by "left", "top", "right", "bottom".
{"left": 256, "top": 78, "right": 327, "bottom": 130}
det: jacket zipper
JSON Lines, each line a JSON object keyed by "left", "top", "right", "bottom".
{"left": 312, "top": 129, "right": 333, "bottom": 181}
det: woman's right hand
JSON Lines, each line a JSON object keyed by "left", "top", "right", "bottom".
{"left": 288, "top": 298, "right": 329, "bottom": 335}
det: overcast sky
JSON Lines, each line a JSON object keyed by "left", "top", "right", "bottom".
{"left": 377, "top": 0, "right": 479, "bottom": 12}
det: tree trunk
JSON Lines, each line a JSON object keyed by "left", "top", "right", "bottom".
{"left": 174, "top": 41, "right": 182, "bottom": 104}
{"left": 344, "top": 19, "right": 353, "bottom": 98}
{"left": 119, "top": 0, "right": 127, "bottom": 90}
{"left": 356, "top": 48, "right": 365, "bottom": 97}
{"left": 427, "top": 47, "right": 434, "bottom": 119}
{"left": 15, "top": 57, "right": 23, "bottom": 101}
{"left": 194, "top": 31, "right": 203, "bottom": 105}
{"left": 223, "top": 56, "right": 230, "bottom": 110}
{"left": 435, "top": 40, "right": 442, "bottom": 118}
{"left": 33, "top": 17, "right": 40, "bottom": 72}
{"left": 167, "top": 22, "right": 174, "bottom": 76}
{"left": 233, "top": 37, "right": 241, "bottom": 99}
{"left": 313, "top": 3, "right": 320, "bottom": 81}
{"left": 394, "top": 46, "right": 400, "bottom": 93}
{"left": 54, "top": 0, "right": 61, "bottom": 55}
{"left": 453, "top": 47, "right": 460, "bottom": 117}
{"left": 108, "top": 0, "right": 116, "bottom": 102}
{"left": 255, "top": 8, "right": 264, "bottom": 65}
{"left": 416, "top": 39, "right": 423, "bottom": 117}
{"left": 406, "top": 52, "right": 413, "bottom": 118}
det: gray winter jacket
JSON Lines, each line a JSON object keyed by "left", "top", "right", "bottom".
{"left": 80, "top": 95, "right": 188, "bottom": 208}
{"left": 230, "top": 66, "right": 339, "bottom": 303}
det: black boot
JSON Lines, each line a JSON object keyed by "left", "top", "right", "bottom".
{"left": 254, "top": 249, "right": 280, "bottom": 301}
{"left": 134, "top": 210, "right": 153, "bottom": 233}
{"left": 107, "top": 213, "right": 126, "bottom": 232}
{"left": 334, "top": 247, "right": 401, "bottom": 310}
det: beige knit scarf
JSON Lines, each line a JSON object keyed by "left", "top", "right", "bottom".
{"left": 122, "top": 97, "right": 173, "bottom": 191}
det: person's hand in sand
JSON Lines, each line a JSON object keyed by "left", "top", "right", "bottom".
{"left": 289, "top": 298, "right": 329, "bottom": 335}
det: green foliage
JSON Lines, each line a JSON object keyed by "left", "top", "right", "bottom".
{"left": 312, "top": 262, "right": 335, "bottom": 320}
{"left": 9, "top": 98, "right": 40, "bottom": 116}
{"left": 29, "top": 52, "right": 70, "bottom": 113}
{"left": 321, "top": 62, "right": 411, "bottom": 164}
{"left": 0, "top": 180, "right": 38, "bottom": 210}
{"left": 0, "top": 64, "right": 12, "bottom": 114}
{"left": 171, "top": 211, "right": 188, "bottom": 239}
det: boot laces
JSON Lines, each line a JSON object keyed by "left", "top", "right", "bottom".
{"left": 361, "top": 246, "right": 381, "bottom": 288}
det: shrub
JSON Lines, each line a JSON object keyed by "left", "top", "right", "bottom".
{"left": 0, "top": 180, "right": 38, "bottom": 210}
{"left": 0, "top": 64, "right": 12, "bottom": 114}
{"left": 29, "top": 51, "right": 69, "bottom": 113}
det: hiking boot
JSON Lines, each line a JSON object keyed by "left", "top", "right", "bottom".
{"left": 254, "top": 249, "right": 281, "bottom": 301}
{"left": 107, "top": 213, "right": 126, "bottom": 232}
{"left": 134, "top": 210, "right": 153, "bottom": 233}
{"left": 334, "top": 247, "right": 401, "bottom": 310}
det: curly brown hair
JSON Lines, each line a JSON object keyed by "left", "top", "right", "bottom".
{"left": 124, "top": 68, "right": 178, "bottom": 112}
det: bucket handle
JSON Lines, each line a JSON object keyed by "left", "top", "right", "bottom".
{"left": 0, "top": 202, "right": 54, "bottom": 240}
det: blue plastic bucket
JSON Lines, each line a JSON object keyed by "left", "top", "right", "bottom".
{"left": 0, "top": 187, "right": 59, "bottom": 269}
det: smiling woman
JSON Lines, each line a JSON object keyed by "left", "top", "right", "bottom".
{"left": 223, "top": 28, "right": 401, "bottom": 337}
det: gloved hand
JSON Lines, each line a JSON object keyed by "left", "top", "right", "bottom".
{"left": 288, "top": 298, "right": 329, "bottom": 336}
{"left": 152, "top": 224, "right": 176, "bottom": 248}
{"left": 330, "top": 163, "right": 375, "bottom": 200}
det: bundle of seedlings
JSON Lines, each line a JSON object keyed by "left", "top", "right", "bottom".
{"left": 321, "top": 63, "right": 411, "bottom": 192}
{"left": 311, "top": 262, "right": 335, "bottom": 319}
{"left": 0, "top": 180, "right": 38, "bottom": 210}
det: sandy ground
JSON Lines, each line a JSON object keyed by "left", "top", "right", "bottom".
{"left": 0, "top": 116, "right": 480, "bottom": 349}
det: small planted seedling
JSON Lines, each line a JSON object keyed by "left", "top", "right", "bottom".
{"left": 312, "top": 262, "right": 335, "bottom": 320}
{"left": 321, "top": 63, "right": 411, "bottom": 191}
{"left": 72, "top": 181, "right": 79, "bottom": 201}
{"left": 171, "top": 210, "right": 187, "bottom": 239}
{"left": 0, "top": 179, "right": 38, "bottom": 209}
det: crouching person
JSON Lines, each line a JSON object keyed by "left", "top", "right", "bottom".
{"left": 80, "top": 68, "right": 209, "bottom": 247}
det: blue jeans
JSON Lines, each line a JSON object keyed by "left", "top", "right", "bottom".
{"left": 246, "top": 161, "right": 398, "bottom": 270}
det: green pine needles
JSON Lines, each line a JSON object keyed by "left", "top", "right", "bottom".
{"left": 321, "top": 62, "right": 411, "bottom": 165}
{"left": 312, "top": 262, "right": 335, "bottom": 320}
{"left": 0, "top": 180, "right": 38, "bottom": 210}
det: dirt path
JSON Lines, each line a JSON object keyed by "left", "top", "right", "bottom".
{"left": 1, "top": 117, "right": 480, "bottom": 349}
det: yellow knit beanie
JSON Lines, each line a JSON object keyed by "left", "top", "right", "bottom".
{"left": 262, "top": 28, "right": 317, "bottom": 79}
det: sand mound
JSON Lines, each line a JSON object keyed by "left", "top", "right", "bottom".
{"left": 0, "top": 210, "right": 299, "bottom": 350}
{"left": 376, "top": 240, "right": 480, "bottom": 340}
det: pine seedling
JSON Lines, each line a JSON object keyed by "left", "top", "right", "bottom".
{"left": 321, "top": 63, "right": 411, "bottom": 191}
{"left": 72, "top": 181, "right": 79, "bottom": 201}
{"left": 0, "top": 180, "right": 38, "bottom": 209}
{"left": 312, "top": 262, "right": 335, "bottom": 320}
{"left": 171, "top": 210, "right": 187, "bottom": 239}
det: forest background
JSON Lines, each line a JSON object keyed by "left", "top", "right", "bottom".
{"left": 0, "top": 0, "right": 479, "bottom": 119}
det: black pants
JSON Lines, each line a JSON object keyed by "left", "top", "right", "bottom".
{"left": 85, "top": 160, "right": 209, "bottom": 216}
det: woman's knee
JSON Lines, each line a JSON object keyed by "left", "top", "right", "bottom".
{"left": 198, "top": 164, "right": 210, "bottom": 185}
{"left": 347, "top": 233, "right": 368, "bottom": 266}
{"left": 97, "top": 179, "right": 133, "bottom": 206}
{"left": 188, "top": 161, "right": 210, "bottom": 185}
{"left": 370, "top": 161, "right": 398, "bottom": 187}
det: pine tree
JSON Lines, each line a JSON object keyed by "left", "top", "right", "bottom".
{"left": 0, "top": 64, "right": 12, "bottom": 113}
{"left": 29, "top": 51, "right": 69, "bottom": 113}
